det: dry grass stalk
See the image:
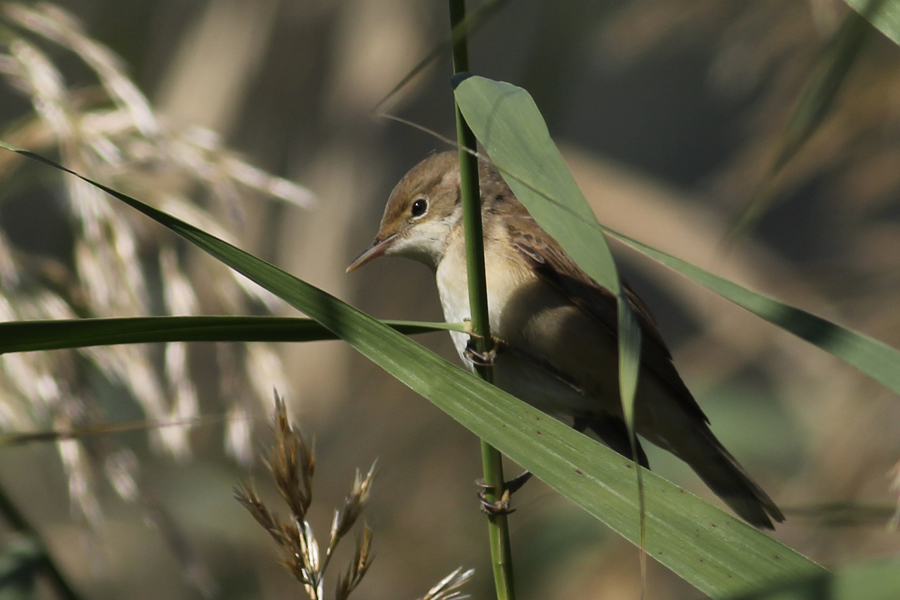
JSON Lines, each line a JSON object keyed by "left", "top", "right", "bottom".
{"left": 237, "top": 394, "right": 471, "bottom": 600}
{"left": 235, "top": 394, "right": 375, "bottom": 600}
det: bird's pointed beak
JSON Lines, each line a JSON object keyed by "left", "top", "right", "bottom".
{"left": 346, "top": 234, "right": 397, "bottom": 273}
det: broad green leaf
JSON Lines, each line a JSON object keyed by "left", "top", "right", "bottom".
{"left": 0, "top": 316, "right": 460, "bottom": 354}
{"left": 731, "top": 559, "right": 900, "bottom": 600}
{"left": 453, "top": 76, "right": 900, "bottom": 399}
{"left": 844, "top": 0, "right": 900, "bottom": 45}
{"left": 453, "top": 75, "right": 620, "bottom": 293}
{"left": 453, "top": 76, "right": 645, "bottom": 530}
{"left": 452, "top": 73, "right": 643, "bottom": 408}
{"left": 0, "top": 141, "right": 824, "bottom": 598}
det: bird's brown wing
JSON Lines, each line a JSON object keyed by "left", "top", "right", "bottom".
{"left": 505, "top": 214, "right": 709, "bottom": 424}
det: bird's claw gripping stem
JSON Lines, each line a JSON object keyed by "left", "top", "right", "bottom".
{"left": 475, "top": 471, "right": 533, "bottom": 515}
{"left": 464, "top": 336, "right": 503, "bottom": 368}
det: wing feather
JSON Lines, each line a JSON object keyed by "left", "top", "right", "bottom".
{"left": 504, "top": 215, "right": 709, "bottom": 424}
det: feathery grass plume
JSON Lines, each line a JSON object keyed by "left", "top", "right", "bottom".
{"left": 0, "top": 2, "right": 315, "bottom": 592}
{"left": 0, "top": 0, "right": 312, "bottom": 447}
{"left": 57, "top": 419, "right": 103, "bottom": 531}
{"left": 0, "top": 0, "right": 314, "bottom": 514}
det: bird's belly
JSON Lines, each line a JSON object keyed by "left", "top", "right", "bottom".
{"left": 444, "top": 325, "right": 599, "bottom": 419}
{"left": 491, "top": 351, "right": 599, "bottom": 418}
{"left": 437, "top": 263, "right": 603, "bottom": 420}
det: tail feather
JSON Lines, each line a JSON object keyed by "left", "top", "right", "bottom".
{"left": 685, "top": 433, "right": 784, "bottom": 529}
{"left": 585, "top": 415, "right": 650, "bottom": 469}
{"left": 585, "top": 411, "right": 783, "bottom": 528}
{"left": 638, "top": 378, "right": 785, "bottom": 529}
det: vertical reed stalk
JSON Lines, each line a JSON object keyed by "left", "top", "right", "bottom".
{"left": 447, "top": 1, "right": 516, "bottom": 599}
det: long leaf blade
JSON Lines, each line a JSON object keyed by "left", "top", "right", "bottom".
{"left": 0, "top": 316, "right": 460, "bottom": 354}
{"left": 732, "top": 559, "right": 900, "bottom": 600}
{"left": 451, "top": 77, "right": 900, "bottom": 399}
{"left": 452, "top": 75, "right": 619, "bottom": 291}
{"left": 452, "top": 72, "right": 648, "bottom": 521}
{"left": 607, "top": 229, "right": 900, "bottom": 396}
{"left": 843, "top": 0, "right": 900, "bottom": 45}
{"left": 453, "top": 76, "right": 655, "bottom": 562}
{"left": 0, "top": 141, "right": 824, "bottom": 597}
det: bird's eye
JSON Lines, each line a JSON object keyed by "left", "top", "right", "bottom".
{"left": 411, "top": 198, "right": 428, "bottom": 217}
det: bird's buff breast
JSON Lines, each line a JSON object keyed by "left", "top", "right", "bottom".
{"left": 435, "top": 243, "right": 601, "bottom": 418}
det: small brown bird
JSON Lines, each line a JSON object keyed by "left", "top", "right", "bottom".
{"left": 348, "top": 151, "right": 784, "bottom": 529}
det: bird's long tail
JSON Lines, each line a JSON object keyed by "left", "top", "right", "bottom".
{"left": 679, "top": 429, "right": 784, "bottom": 529}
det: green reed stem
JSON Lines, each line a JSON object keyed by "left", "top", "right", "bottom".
{"left": 447, "top": 1, "right": 516, "bottom": 599}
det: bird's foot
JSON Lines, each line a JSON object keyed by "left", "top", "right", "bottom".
{"left": 475, "top": 471, "right": 533, "bottom": 516}
{"left": 478, "top": 487, "right": 513, "bottom": 515}
{"left": 464, "top": 337, "right": 503, "bottom": 368}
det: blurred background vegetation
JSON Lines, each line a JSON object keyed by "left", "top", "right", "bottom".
{"left": 0, "top": 0, "right": 898, "bottom": 599}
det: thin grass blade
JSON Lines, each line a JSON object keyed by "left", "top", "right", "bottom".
{"left": 607, "top": 229, "right": 900, "bottom": 397}
{"left": 0, "top": 316, "right": 461, "bottom": 354}
{"left": 0, "top": 415, "right": 226, "bottom": 447}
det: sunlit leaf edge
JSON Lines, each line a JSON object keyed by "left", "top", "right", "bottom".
{"left": 843, "top": 0, "right": 900, "bottom": 46}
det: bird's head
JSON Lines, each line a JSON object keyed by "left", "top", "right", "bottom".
{"left": 347, "top": 151, "right": 463, "bottom": 273}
